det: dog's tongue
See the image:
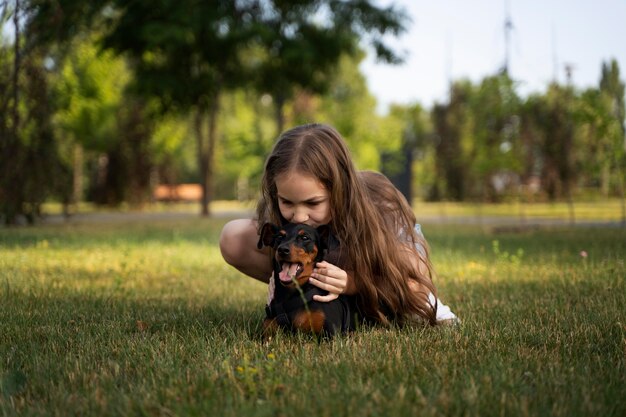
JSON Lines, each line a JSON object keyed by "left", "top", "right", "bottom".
{"left": 279, "top": 263, "right": 300, "bottom": 283}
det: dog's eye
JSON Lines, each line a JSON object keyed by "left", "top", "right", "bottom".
{"left": 299, "top": 235, "right": 310, "bottom": 241}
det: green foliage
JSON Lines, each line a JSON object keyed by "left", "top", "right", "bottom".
{"left": 53, "top": 35, "right": 130, "bottom": 152}
{"left": 4, "top": 1, "right": 625, "bottom": 213}
{"left": 535, "top": 83, "right": 579, "bottom": 201}
{"left": 473, "top": 74, "right": 522, "bottom": 170}
{"left": 251, "top": 0, "right": 408, "bottom": 131}
{"left": 468, "top": 74, "right": 523, "bottom": 199}
{"left": 598, "top": 59, "right": 626, "bottom": 207}
{"left": 577, "top": 88, "right": 621, "bottom": 191}
{"left": 430, "top": 80, "right": 475, "bottom": 201}
{"left": 217, "top": 90, "right": 276, "bottom": 200}
{"left": 490, "top": 239, "right": 524, "bottom": 267}
{"left": 100, "top": 0, "right": 253, "bottom": 108}
{"left": 600, "top": 59, "right": 625, "bottom": 136}
{"left": 319, "top": 53, "right": 384, "bottom": 169}
{"left": 1, "top": 218, "right": 624, "bottom": 416}
{"left": 0, "top": 20, "right": 68, "bottom": 223}
{"left": 150, "top": 113, "right": 191, "bottom": 165}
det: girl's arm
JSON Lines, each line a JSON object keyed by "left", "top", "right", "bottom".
{"left": 220, "top": 219, "right": 273, "bottom": 282}
{"left": 309, "top": 261, "right": 356, "bottom": 302}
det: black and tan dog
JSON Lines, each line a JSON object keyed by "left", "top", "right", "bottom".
{"left": 257, "top": 222, "right": 356, "bottom": 337}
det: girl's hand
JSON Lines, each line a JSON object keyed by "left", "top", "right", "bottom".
{"left": 309, "top": 261, "right": 350, "bottom": 302}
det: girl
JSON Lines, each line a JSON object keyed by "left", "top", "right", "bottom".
{"left": 220, "top": 123, "right": 458, "bottom": 326}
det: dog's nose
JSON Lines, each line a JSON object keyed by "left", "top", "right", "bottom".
{"left": 277, "top": 246, "right": 290, "bottom": 257}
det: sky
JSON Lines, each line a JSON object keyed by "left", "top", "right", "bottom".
{"left": 360, "top": 0, "right": 626, "bottom": 114}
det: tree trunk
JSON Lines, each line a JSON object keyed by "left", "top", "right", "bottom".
{"left": 205, "top": 94, "right": 219, "bottom": 216}
{"left": 1, "top": 0, "right": 23, "bottom": 224}
{"left": 12, "top": 0, "right": 20, "bottom": 139}
{"left": 566, "top": 187, "right": 576, "bottom": 226}
{"left": 125, "top": 100, "right": 152, "bottom": 207}
{"left": 194, "top": 107, "right": 208, "bottom": 216}
{"left": 601, "top": 163, "right": 610, "bottom": 198}
{"left": 72, "top": 143, "right": 83, "bottom": 207}
{"left": 618, "top": 165, "right": 626, "bottom": 227}
{"left": 274, "top": 93, "right": 286, "bottom": 136}
{"left": 195, "top": 92, "right": 221, "bottom": 217}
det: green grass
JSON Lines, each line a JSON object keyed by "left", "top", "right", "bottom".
{"left": 411, "top": 199, "right": 625, "bottom": 221}
{"left": 42, "top": 198, "right": 625, "bottom": 221}
{"left": 1, "top": 217, "right": 625, "bottom": 416}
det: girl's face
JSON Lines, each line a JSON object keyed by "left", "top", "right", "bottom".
{"left": 275, "top": 170, "right": 331, "bottom": 227}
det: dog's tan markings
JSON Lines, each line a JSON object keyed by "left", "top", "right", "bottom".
{"left": 288, "top": 245, "right": 315, "bottom": 285}
{"left": 293, "top": 310, "right": 326, "bottom": 334}
{"left": 263, "top": 318, "right": 279, "bottom": 338}
{"left": 293, "top": 246, "right": 315, "bottom": 262}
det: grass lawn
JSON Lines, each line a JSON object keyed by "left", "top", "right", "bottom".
{"left": 411, "top": 199, "right": 625, "bottom": 221}
{"left": 1, "top": 216, "right": 625, "bottom": 416}
{"left": 43, "top": 197, "right": 626, "bottom": 222}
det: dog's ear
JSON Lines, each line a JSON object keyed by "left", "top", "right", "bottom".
{"left": 316, "top": 224, "right": 331, "bottom": 252}
{"left": 257, "top": 223, "right": 279, "bottom": 249}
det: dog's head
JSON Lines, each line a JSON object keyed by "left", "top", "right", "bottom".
{"left": 257, "top": 223, "right": 330, "bottom": 288}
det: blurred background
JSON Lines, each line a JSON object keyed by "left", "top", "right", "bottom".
{"left": 1, "top": 0, "right": 624, "bottom": 224}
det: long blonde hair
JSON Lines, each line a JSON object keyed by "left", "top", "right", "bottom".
{"left": 257, "top": 123, "right": 437, "bottom": 325}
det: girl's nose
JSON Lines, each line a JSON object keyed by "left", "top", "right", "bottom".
{"left": 291, "top": 208, "right": 309, "bottom": 223}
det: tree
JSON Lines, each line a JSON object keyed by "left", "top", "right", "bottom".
{"left": 28, "top": 0, "right": 408, "bottom": 215}
{"left": 318, "top": 52, "right": 381, "bottom": 169}
{"left": 217, "top": 89, "right": 276, "bottom": 201}
{"left": 52, "top": 35, "right": 131, "bottom": 207}
{"left": 468, "top": 73, "right": 522, "bottom": 202}
{"left": 431, "top": 81, "right": 473, "bottom": 201}
{"left": 28, "top": 0, "right": 259, "bottom": 215}
{"left": 577, "top": 88, "right": 617, "bottom": 196}
{"left": 378, "top": 103, "right": 431, "bottom": 203}
{"left": 0, "top": 0, "right": 67, "bottom": 224}
{"left": 600, "top": 59, "right": 625, "bottom": 137}
{"left": 521, "top": 83, "right": 578, "bottom": 225}
{"left": 252, "top": 0, "right": 408, "bottom": 135}
{"left": 599, "top": 59, "right": 626, "bottom": 224}
{"left": 100, "top": 0, "right": 262, "bottom": 215}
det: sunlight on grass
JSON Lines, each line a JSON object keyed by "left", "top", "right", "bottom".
{"left": 41, "top": 198, "right": 624, "bottom": 221}
{"left": 413, "top": 199, "right": 624, "bottom": 221}
{"left": 1, "top": 218, "right": 624, "bottom": 416}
